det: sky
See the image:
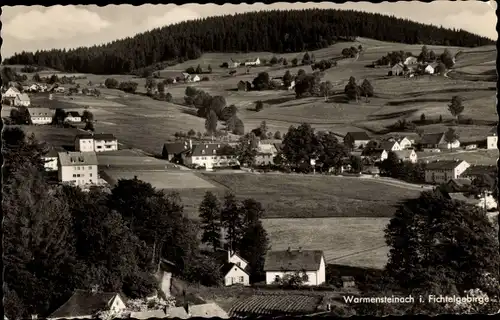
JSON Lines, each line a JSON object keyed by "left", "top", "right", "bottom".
{"left": 1, "top": 1, "right": 497, "bottom": 58}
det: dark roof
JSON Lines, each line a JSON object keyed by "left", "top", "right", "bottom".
{"left": 163, "top": 141, "right": 191, "bottom": 155}
{"left": 425, "top": 160, "right": 466, "bottom": 170}
{"left": 220, "top": 262, "right": 250, "bottom": 277}
{"left": 189, "top": 143, "right": 235, "bottom": 157}
{"left": 419, "top": 133, "right": 444, "bottom": 145}
{"left": 66, "top": 111, "right": 80, "bottom": 117}
{"left": 447, "top": 178, "right": 472, "bottom": 188}
{"left": 362, "top": 148, "right": 386, "bottom": 157}
{"left": 273, "top": 143, "right": 283, "bottom": 151}
{"left": 45, "top": 146, "right": 66, "bottom": 158}
{"left": 463, "top": 165, "right": 497, "bottom": 177}
{"left": 75, "top": 133, "right": 94, "bottom": 140}
{"left": 264, "top": 250, "right": 324, "bottom": 271}
{"left": 345, "top": 132, "right": 370, "bottom": 141}
{"left": 48, "top": 290, "right": 122, "bottom": 319}
{"left": 93, "top": 133, "right": 117, "bottom": 141}
{"left": 380, "top": 141, "right": 398, "bottom": 151}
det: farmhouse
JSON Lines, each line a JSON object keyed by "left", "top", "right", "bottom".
{"left": 424, "top": 159, "right": 470, "bottom": 184}
{"left": 58, "top": 151, "right": 99, "bottom": 187}
{"left": 237, "top": 80, "right": 248, "bottom": 91}
{"left": 424, "top": 64, "right": 435, "bottom": 74}
{"left": 487, "top": 126, "right": 497, "bottom": 150}
{"left": 404, "top": 56, "right": 418, "bottom": 65}
{"left": 47, "top": 289, "right": 126, "bottom": 320}
{"left": 380, "top": 140, "right": 401, "bottom": 152}
{"left": 390, "top": 63, "right": 404, "bottom": 76}
{"left": 93, "top": 133, "right": 119, "bottom": 152}
{"left": 54, "top": 86, "right": 65, "bottom": 93}
{"left": 14, "top": 93, "right": 31, "bottom": 107}
{"left": 3, "top": 86, "right": 20, "bottom": 98}
{"left": 446, "top": 178, "right": 473, "bottom": 192}
{"left": 255, "top": 142, "right": 278, "bottom": 166}
{"left": 162, "top": 140, "right": 192, "bottom": 162}
{"left": 344, "top": 131, "right": 371, "bottom": 149}
{"left": 29, "top": 107, "right": 54, "bottom": 125}
{"left": 185, "top": 143, "right": 239, "bottom": 169}
{"left": 75, "top": 133, "right": 95, "bottom": 152}
{"left": 245, "top": 57, "right": 261, "bottom": 66}
{"left": 393, "top": 149, "right": 418, "bottom": 163}
{"left": 65, "top": 111, "right": 82, "bottom": 123}
{"left": 192, "top": 75, "right": 201, "bottom": 82}
{"left": 166, "top": 303, "right": 229, "bottom": 319}
{"left": 461, "top": 165, "right": 497, "bottom": 181}
{"left": 361, "top": 148, "right": 388, "bottom": 162}
{"left": 264, "top": 248, "right": 326, "bottom": 286}
{"left": 228, "top": 59, "right": 240, "bottom": 68}
{"left": 43, "top": 147, "right": 65, "bottom": 172}
{"left": 419, "top": 132, "right": 460, "bottom": 150}
{"left": 219, "top": 250, "right": 251, "bottom": 287}
{"left": 395, "top": 136, "right": 413, "bottom": 149}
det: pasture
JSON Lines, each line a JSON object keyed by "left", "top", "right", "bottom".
{"left": 101, "top": 170, "right": 216, "bottom": 190}
{"left": 418, "top": 149, "right": 499, "bottom": 166}
{"left": 174, "top": 173, "right": 422, "bottom": 219}
{"left": 17, "top": 37, "right": 493, "bottom": 158}
{"left": 262, "top": 217, "right": 390, "bottom": 270}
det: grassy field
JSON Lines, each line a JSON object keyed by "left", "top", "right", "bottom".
{"left": 262, "top": 217, "right": 390, "bottom": 270}
{"left": 102, "top": 170, "right": 216, "bottom": 190}
{"left": 418, "top": 149, "right": 498, "bottom": 165}
{"left": 174, "top": 173, "right": 422, "bottom": 219}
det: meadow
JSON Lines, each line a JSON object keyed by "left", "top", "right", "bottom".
{"left": 16, "top": 37, "right": 493, "bottom": 160}
{"left": 174, "top": 173, "right": 422, "bottom": 219}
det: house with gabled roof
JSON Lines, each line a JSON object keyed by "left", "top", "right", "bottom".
{"left": 217, "top": 249, "right": 251, "bottom": 287}
{"left": 264, "top": 248, "right": 326, "bottom": 286}
{"left": 3, "top": 86, "right": 20, "bottom": 98}
{"left": 58, "top": 151, "right": 99, "bottom": 187}
{"left": 162, "top": 140, "right": 193, "bottom": 162}
{"left": 380, "top": 140, "right": 401, "bottom": 152}
{"left": 487, "top": 126, "right": 497, "bottom": 150}
{"left": 14, "top": 93, "right": 31, "bottom": 107}
{"left": 393, "top": 149, "right": 418, "bottom": 163}
{"left": 47, "top": 289, "right": 127, "bottom": 320}
{"left": 419, "top": 132, "right": 460, "bottom": 150}
{"left": 43, "top": 146, "right": 66, "bottom": 172}
{"left": 344, "top": 132, "right": 371, "bottom": 149}
{"left": 404, "top": 56, "right": 418, "bottom": 66}
{"left": 462, "top": 164, "right": 497, "bottom": 181}
{"left": 75, "top": 133, "right": 118, "bottom": 152}
{"left": 390, "top": 63, "right": 404, "bottom": 76}
{"left": 424, "top": 159, "right": 470, "bottom": 184}
{"left": 64, "top": 111, "right": 81, "bottom": 123}
{"left": 446, "top": 178, "right": 473, "bottom": 193}
{"left": 255, "top": 142, "right": 278, "bottom": 166}
{"left": 29, "top": 107, "right": 54, "bottom": 125}
{"left": 185, "top": 142, "right": 239, "bottom": 169}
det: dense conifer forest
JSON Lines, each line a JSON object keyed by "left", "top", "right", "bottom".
{"left": 3, "top": 9, "right": 494, "bottom": 75}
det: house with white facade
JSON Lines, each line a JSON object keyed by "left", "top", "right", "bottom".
{"left": 185, "top": 143, "right": 239, "bottom": 169}
{"left": 404, "top": 56, "right": 418, "bottom": 66}
{"left": 220, "top": 250, "right": 250, "bottom": 287}
{"left": 380, "top": 140, "right": 401, "bottom": 152}
{"left": 264, "top": 248, "right": 326, "bottom": 286}
{"left": 3, "top": 87, "right": 20, "bottom": 98}
{"left": 54, "top": 86, "right": 65, "bottom": 93}
{"left": 75, "top": 133, "right": 95, "bottom": 152}
{"left": 419, "top": 132, "right": 460, "bottom": 150}
{"left": 64, "top": 111, "right": 82, "bottom": 123}
{"left": 361, "top": 148, "right": 388, "bottom": 163}
{"left": 390, "top": 63, "right": 404, "bottom": 76}
{"left": 47, "top": 289, "right": 126, "bottom": 320}
{"left": 43, "top": 147, "right": 65, "bottom": 171}
{"left": 487, "top": 127, "right": 497, "bottom": 150}
{"left": 14, "top": 93, "right": 31, "bottom": 107}
{"left": 255, "top": 142, "right": 278, "bottom": 166}
{"left": 58, "top": 151, "right": 99, "bottom": 187}
{"left": 395, "top": 136, "right": 413, "bottom": 149}
{"left": 245, "top": 57, "right": 261, "bottom": 66}
{"left": 74, "top": 133, "right": 118, "bottom": 152}
{"left": 424, "top": 64, "right": 435, "bottom": 74}
{"left": 393, "top": 149, "right": 418, "bottom": 163}
{"left": 424, "top": 159, "right": 470, "bottom": 184}
{"left": 192, "top": 75, "right": 201, "bottom": 82}
{"left": 29, "top": 107, "right": 54, "bottom": 125}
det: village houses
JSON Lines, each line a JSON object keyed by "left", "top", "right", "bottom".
{"left": 58, "top": 151, "right": 99, "bottom": 187}
{"left": 380, "top": 140, "right": 402, "bottom": 152}
{"left": 255, "top": 141, "right": 278, "bottom": 166}
{"left": 162, "top": 140, "right": 192, "bottom": 163}
{"left": 487, "top": 126, "right": 497, "bottom": 150}
{"left": 64, "top": 111, "right": 82, "bottom": 123}
{"left": 404, "top": 56, "right": 418, "bottom": 65}
{"left": 75, "top": 133, "right": 119, "bottom": 153}
{"left": 43, "top": 146, "right": 65, "bottom": 172}
{"left": 390, "top": 63, "right": 404, "bottom": 76}
{"left": 394, "top": 136, "right": 413, "bottom": 149}
{"left": 3, "top": 86, "right": 21, "bottom": 98}
{"left": 344, "top": 131, "right": 371, "bottom": 149}
{"left": 184, "top": 142, "right": 239, "bottom": 170}
{"left": 419, "top": 132, "right": 460, "bottom": 150}
{"left": 219, "top": 250, "right": 251, "bottom": 287}
{"left": 245, "top": 57, "right": 261, "bottom": 66}
{"left": 166, "top": 303, "right": 229, "bottom": 319}
{"left": 424, "top": 64, "right": 435, "bottom": 74}
{"left": 424, "top": 159, "right": 470, "bottom": 184}
{"left": 264, "top": 248, "right": 326, "bottom": 286}
{"left": 361, "top": 148, "right": 388, "bottom": 163}
{"left": 14, "top": 93, "right": 31, "bottom": 107}
{"left": 29, "top": 107, "right": 54, "bottom": 125}
{"left": 393, "top": 149, "right": 418, "bottom": 163}
{"left": 47, "top": 289, "right": 127, "bottom": 320}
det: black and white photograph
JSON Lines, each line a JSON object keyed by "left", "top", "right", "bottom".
{"left": 1, "top": 1, "right": 498, "bottom": 319}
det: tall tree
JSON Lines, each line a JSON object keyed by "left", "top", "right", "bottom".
{"left": 316, "top": 132, "right": 349, "bottom": 173}
{"left": 220, "top": 193, "right": 243, "bottom": 251}
{"left": 282, "top": 123, "right": 320, "bottom": 169}
{"left": 205, "top": 110, "right": 218, "bottom": 135}
{"left": 360, "top": 79, "right": 374, "bottom": 102}
{"left": 448, "top": 95, "right": 464, "bottom": 122}
{"left": 444, "top": 128, "right": 459, "bottom": 151}
{"left": 199, "top": 192, "right": 222, "bottom": 251}
{"left": 344, "top": 76, "right": 361, "bottom": 102}
{"left": 319, "top": 81, "right": 334, "bottom": 102}
{"left": 235, "top": 132, "right": 259, "bottom": 167}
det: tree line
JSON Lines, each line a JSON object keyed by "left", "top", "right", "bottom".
{"left": 3, "top": 9, "right": 493, "bottom": 75}
{"left": 2, "top": 126, "right": 267, "bottom": 319}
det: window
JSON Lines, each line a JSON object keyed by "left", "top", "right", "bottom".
{"left": 275, "top": 275, "right": 280, "bottom": 282}
{"left": 73, "top": 174, "right": 76, "bottom": 178}
{"left": 236, "top": 262, "right": 241, "bottom": 267}
{"left": 239, "top": 276, "right": 244, "bottom": 283}
{"left": 76, "top": 166, "right": 80, "bottom": 170}
{"left": 89, "top": 173, "right": 92, "bottom": 177}
{"left": 88, "top": 166, "right": 92, "bottom": 170}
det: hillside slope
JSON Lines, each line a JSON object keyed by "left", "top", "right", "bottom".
{"left": 3, "top": 9, "right": 493, "bottom": 75}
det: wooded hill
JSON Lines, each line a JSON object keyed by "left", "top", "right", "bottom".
{"left": 3, "top": 9, "right": 494, "bottom": 75}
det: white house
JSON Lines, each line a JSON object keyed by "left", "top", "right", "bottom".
{"left": 221, "top": 250, "right": 250, "bottom": 287}
{"left": 487, "top": 127, "right": 497, "bottom": 150}
{"left": 29, "top": 84, "right": 40, "bottom": 92}
{"left": 54, "top": 86, "right": 65, "bottom": 93}
{"left": 255, "top": 142, "right": 278, "bottom": 166}
{"left": 424, "top": 65, "right": 435, "bottom": 74}
{"left": 93, "top": 133, "right": 119, "bottom": 152}
{"left": 395, "top": 136, "right": 413, "bottom": 149}
{"left": 393, "top": 149, "right": 418, "bottom": 163}
{"left": 264, "top": 248, "right": 326, "bottom": 286}
{"left": 47, "top": 289, "right": 126, "bottom": 320}
{"left": 424, "top": 159, "right": 470, "bottom": 184}
{"left": 228, "top": 60, "right": 240, "bottom": 68}
{"left": 64, "top": 111, "right": 82, "bottom": 123}
{"left": 14, "top": 93, "right": 31, "bottom": 107}
{"left": 419, "top": 132, "right": 460, "bottom": 150}
{"left": 245, "top": 57, "right": 261, "bottom": 66}
{"left": 361, "top": 148, "right": 388, "bottom": 162}
{"left": 404, "top": 56, "right": 418, "bottom": 65}
{"left": 185, "top": 143, "right": 239, "bottom": 169}
{"left": 75, "top": 133, "right": 95, "bottom": 152}
{"left": 58, "top": 151, "right": 99, "bottom": 187}
{"left": 29, "top": 107, "right": 54, "bottom": 125}
{"left": 3, "top": 87, "right": 20, "bottom": 98}
{"left": 43, "top": 147, "right": 65, "bottom": 171}
{"left": 391, "top": 63, "right": 404, "bottom": 76}
{"left": 380, "top": 140, "right": 402, "bottom": 152}
{"left": 192, "top": 75, "right": 201, "bottom": 82}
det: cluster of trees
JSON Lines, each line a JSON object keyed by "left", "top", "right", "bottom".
{"left": 144, "top": 77, "right": 173, "bottom": 102}
{"left": 341, "top": 45, "right": 361, "bottom": 58}
{"left": 185, "top": 64, "right": 212, "bottom": 74}
{"left": 4, "top": 9, "right": 491, "bottom": 74}
{"left": 20, "top": 65, "right": 45, "bottom": 73}
{"left": 184, "top": 87, "right": 244, "bottom": 135}
{"left": 198, "top": 192, "right": 270, "bottom": 282}
{"left": 275, "top": 123, "right": 349, "bottom": 172}
{"left": 374, "top": 46, "right": 455, "bottom": 70}
{"left": 311, "top": 59, "right": 338, "bottom": 72}
{"left": 9, "top": 106, "right": 31, "bottom": 125}
{"left": 344, "top": 76, "right": 374, "bottom": 102}
{"left": 3, "top": 127, "right": 246, "bottom": 319}
{"left": 294, "top": 69, "right": 322, "bottom": 98}
{"left": 104, "top": 78, "right": 139, "bottom": 93}
{"left": 377, "top": 151, "right": 426, "bottom": 183}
